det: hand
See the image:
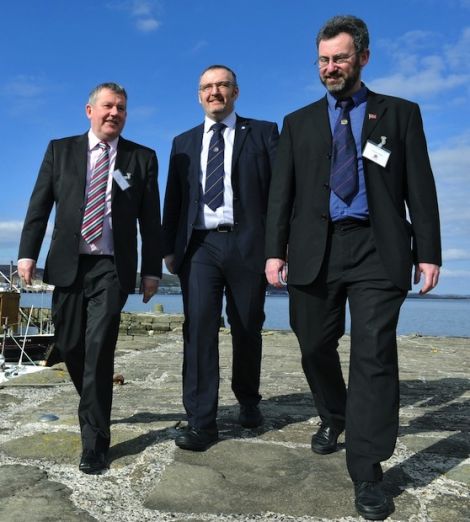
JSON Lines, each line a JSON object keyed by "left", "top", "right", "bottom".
{"left": 141, "top": 277, "right": 160, "bottom": 303}
{"left": 265, "top": 258, "right": 287, "bottom": 288}
{"left": 164, "top": 254, "right": 176, "bottom": 274}
{"left": 414, "top": 263, "right": 440, "bottom": 294}
{"left": 17, "top": 259, "right": 36, "bottom": 286}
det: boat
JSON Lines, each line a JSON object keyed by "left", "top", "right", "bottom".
{"left": 0, "top": 264, "right": 57, "bottom": 381}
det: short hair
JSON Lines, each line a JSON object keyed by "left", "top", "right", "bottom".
{"left": 199, "top": 65, "right": 238, "bottom": 87}
{"left": 88, "top": 82, "right": 128, "bottom": 105}
{"left": 316, "top": 15, "right": 370, "bottom": 53}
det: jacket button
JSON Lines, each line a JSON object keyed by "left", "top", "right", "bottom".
{"left": 321, "top": 214, "right": 328, "bottom": 220}
{"left": 323, "top": 183, "right": 329, "bottom": 189}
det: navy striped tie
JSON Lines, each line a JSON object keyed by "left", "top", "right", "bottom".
{"left": 203, "top": 122, "right": 226, "bottom": 211}
{"left": 330, "top": 98, "right": 358, "bottom": 201}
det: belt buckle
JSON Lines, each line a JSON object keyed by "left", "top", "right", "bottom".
{"left": 216, "top": 224, "right": 232, "bottom": 232}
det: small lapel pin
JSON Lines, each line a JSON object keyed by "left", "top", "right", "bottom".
{"left": 241, "top": 126, "right": 246, "bottom": 130}
{"left": 368, "top": 113, "right": 377, "bottom": 120}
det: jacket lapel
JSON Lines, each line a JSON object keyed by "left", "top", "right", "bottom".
{"left": 231, "top": 115, "right": 250, "bottom": 171}
{"left": 362, "top": 91, "right": 388, "bottom": 144}
{"left": 113, "top": 137, "right": 133, "bottom": 200}
{"left": 73, "top": 133, "right": 89, "bottom": 199}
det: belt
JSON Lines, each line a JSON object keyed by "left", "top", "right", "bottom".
{"left": 330, "top": 218, "right": 370, "bottom": 230}
{"left": 194, "top": 224, "right": 235, "bottom": 233}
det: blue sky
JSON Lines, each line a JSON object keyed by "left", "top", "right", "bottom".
{"left": 1, "top": 0, "right": 469, "bottom": 295}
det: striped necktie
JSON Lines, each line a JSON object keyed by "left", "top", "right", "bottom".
{"left": 81, "top": 141, "right": 110, "bottom": 244}
{"left": 330, "top": 98, "right": 358, "bottom": 201}
{"left": 203, "top": 122, "right": 226, "bottom": 211}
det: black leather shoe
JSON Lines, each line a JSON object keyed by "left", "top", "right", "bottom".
{"left": 175, "top": 427, "right": 218, "bottom": 451}
{"left": 311, "top": 423, "right": 342, "bottom": 454}
{"left": 79, "top": 450, "right": 108, "bottom": 475}
{"left": 239, "top": 404, "right": 263, "bottom": 428}
{"left": 354, "top": 481, "right": 393, "bottom": 520}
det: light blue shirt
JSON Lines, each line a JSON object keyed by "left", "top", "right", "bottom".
{"left": 327, "top": 85, "right": 369, "bottom": 222}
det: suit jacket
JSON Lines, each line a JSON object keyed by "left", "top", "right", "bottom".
{"left": 19, "top": 133, "right": 162, "bottom": 293}
{"left": 162, "top": 115, "right": 279, "bottom": 274}
{"left": 265, "top": 91, "right": 441, "bottom": 290}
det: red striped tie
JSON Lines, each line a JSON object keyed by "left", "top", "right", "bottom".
{"left": 81, "top": 141, "right": 110, "bottom": 244}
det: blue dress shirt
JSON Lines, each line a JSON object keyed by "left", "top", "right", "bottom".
{"left": 328, "top": 85, "right": 369, "bottom": 222}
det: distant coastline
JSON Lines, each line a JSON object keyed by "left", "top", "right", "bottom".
{"left": 1, "top": 264, "right": 469, "bottom": 300}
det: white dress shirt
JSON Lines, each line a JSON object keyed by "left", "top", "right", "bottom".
{"left": 195, "top": 111, "right": 236, "bottom": 229}
{"left": 78, "top": 129, "right": 119, "bottom": 255}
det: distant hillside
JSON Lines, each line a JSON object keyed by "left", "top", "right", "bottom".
{"left": 1, "top": 264, "right": 180, "bottom": 289}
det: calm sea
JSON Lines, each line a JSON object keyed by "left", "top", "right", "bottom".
{"left": 20, "top": 292, "right": 470, "bottom": 338}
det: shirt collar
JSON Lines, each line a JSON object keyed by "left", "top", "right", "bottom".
{"left": 88, "top": 129, "right": 119, "bottom": 152}
{"left": 326, "top": 83, "right": 369, "bottom": 110}
{"left": 204, "top": 111, "right": 236, "bottom": 133}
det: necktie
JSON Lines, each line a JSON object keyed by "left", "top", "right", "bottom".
{"left": 330, "top": 98, "right": 358, "bottom": 201}
{"left": 81, "top": 141, "right": 110, "bottom": 244}
{"left": 203, "top": 122, "right": 226, "bottom": 211}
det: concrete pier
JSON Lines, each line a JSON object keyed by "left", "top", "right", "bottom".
{"left": 0, "top": 322, "right": 468, "bottom": 521}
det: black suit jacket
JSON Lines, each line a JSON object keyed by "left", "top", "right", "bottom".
{"left": 19, "top": 133, "right": 162, "bottom": 293}
{"left": 265, "top": 91, "right": 441, "bottom": 290}
{"left": 162, "top": 115, "right": 279, "bottom": 274}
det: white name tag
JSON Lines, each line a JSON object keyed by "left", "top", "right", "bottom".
{"left": 363, "top": 140, "right": 391, "bottom": 168}
{"left": 113, "top": 169, "right": 131, "bottom": 190}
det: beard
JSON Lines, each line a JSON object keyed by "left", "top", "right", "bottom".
{"left": 320, "top": 61, "right": 361, "bottom": 97}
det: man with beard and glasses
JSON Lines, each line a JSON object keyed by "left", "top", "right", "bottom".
{"left": 265, "top": 15, "right": 440, "bottom": 520}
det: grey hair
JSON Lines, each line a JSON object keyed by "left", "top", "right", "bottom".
{"left": 88, "top": 82, "right": 128, "bottom": 105}
{"left": 316, "top": 15, "right": 369, "bottom": 53}
{"left": 199, "top": 65, "right": 238, "bottom": 87}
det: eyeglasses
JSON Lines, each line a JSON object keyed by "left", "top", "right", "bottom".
{"left": 199, "top": 81, "right": 236, "bottom": 92}
{"left": 315, "top": 51, "right": 359, "bottom": 69}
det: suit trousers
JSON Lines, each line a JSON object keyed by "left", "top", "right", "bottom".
{"left": 178, "top": 229, "right": 266, "bottom": 429}
{"left": 289, "top": 221, "right": 407, "bottom": 482}
{"left": 51, "top": 255, "right": 128, "bottom": 452}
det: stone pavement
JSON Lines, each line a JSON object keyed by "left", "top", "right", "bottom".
{"left": 0, "top": 321, "right": 469, "bottom": 521}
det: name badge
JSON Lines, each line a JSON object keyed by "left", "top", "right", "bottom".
{"left": 363, "top": 139, "right": 391, "bottom": 168}
{"left": 113, "top": 169, "right": 131, "bottom": 190}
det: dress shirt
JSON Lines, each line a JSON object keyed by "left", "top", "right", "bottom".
{"left": 195, "top": 111, "right": 236, "bottom": 229}
{"left": 79, "top": 129, "right": 119, "bottom": 255}
{"left": 328, "top": 85, "right": 369, "bottom": 222}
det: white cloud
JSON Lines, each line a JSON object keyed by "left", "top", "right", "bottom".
{"left": 107, "top": 0, "right": 161, "bottom": 32}
{"left": 440, "top": 267, "right": 470, "bottom": 278}
{"left": 443, "top": 249, "right": 470, "bottom": 261}
{"left": 0, "top": 221, "right": 24, "bottom": 240}
{"left": 136, "top": 17, "right": 160, "bottom": 32}
{"left": 190, "top": 40, "right": 208, "bottom": 54}
{"left": 370, "top": 28, "right": 470, "bottom": 98}
{"left": 2, "top": 76, "right": 45, "bottom": 98}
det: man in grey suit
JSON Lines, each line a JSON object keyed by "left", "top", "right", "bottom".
{"left": 265, "top": 16, "right": 441, "bottom": 520}
{"left": 163, "top": 65, "right": 278, "bottom": 451}
{"left": 18, "top": 82, "right": 162, "bottom": 474}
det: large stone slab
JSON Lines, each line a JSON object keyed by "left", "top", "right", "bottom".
{"left": 0, "top": 464, "right": 95, "bottom": 521}
{"left": 145, "top": 439, "right": 355, "bottom": 518}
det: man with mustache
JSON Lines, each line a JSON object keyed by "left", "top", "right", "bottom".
{"left": 163, "top": 65, "right": 278, "bottom": 451}
{"left": 18, "top": 82, "right": 162, "bottom": 474}
{"left": 265, "top": 16, "right": 441, "bottom": 520}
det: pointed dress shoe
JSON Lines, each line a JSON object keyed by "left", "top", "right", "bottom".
{"left": 175, "top": 426, "right": 219, "bottom": 451}
{"left": 311, "top": 423, "right": 343, "bottom": 454}
{"left": 354, "top": 481, "right": 393, "bottom": 520}
{"left": 239, "top": 404, "right": 264, "bottom": 428}
{"left": 79, "top": 449, "right": 108, "bottom": 474}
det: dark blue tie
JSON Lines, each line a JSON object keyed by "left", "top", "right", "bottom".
{"left": 330, "top": 98, "right": 358, "bottom": 201}
{"left": 204, "top": 122, "right": 226, "bottom": 211}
